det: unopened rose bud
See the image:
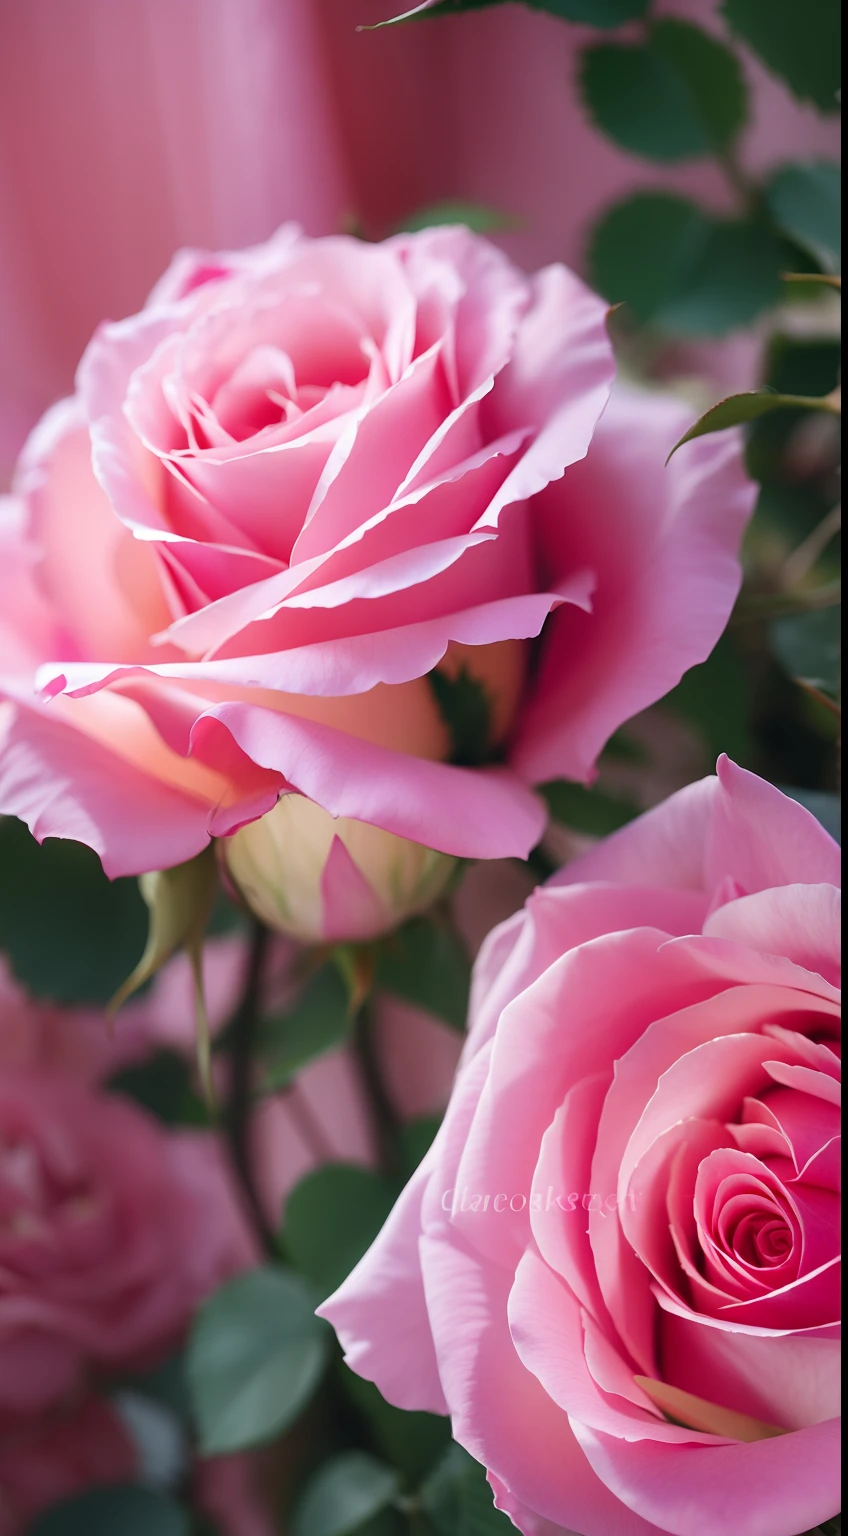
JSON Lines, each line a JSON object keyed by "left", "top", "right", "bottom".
{"left": 222, "top": 796, "right": 456, "bottom": 945}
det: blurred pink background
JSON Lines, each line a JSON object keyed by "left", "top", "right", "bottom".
{"left": 0, "top": 0, "right": 839, "bottom": 479}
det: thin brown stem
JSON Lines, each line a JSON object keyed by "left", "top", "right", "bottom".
{"left": 225, "top": 918, "right": 277, "bottom": 1257}
{"left": 283, "top": 1079, "right": 338, "bottom": 1166}
{"left": 353, "top": 1002, "right": 401, "bottom": 1180}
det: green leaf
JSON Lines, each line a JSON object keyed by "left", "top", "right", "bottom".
{"left": 340, "top": 1368, "right": 452, "bottom": 1485}
{"left": 721, "top": 0, "right": 840, "bottom": 113}
{"left": 257, "top": 963, "right": 351, "bottom": 1091}
{"left": 291, "top": 1452, "right": 402, "bottom": 1536}
{"left": 187, "top": 1266, "right": 329, "bottom": 1454}
{"left": 420, "top": 1444, "right": 514, "bottom": 1534}
{"left": 540, "top": 781, "right": 639, "bottom": 835}
{"left": 529, "top": 0, "right": 651, "bottom": 20}
{"left": 396, "top": 201, "right": 512, "bottom": 233}
{"left": 581, "top": 20, "right": 747, "bottom": 162}
{"left": 662, "top": 630, "right": 753, "bottom": 766}
{"left": 376, "top": 917, "right": 471, "bottom": 1031}
{"left": 106, "top": 1050, "right": 211, "bottom": 1127}
{"left": 427, "top": 666, "right": 492, "bottom": 767}
{"left": 654, "top": 218, "right": 783, "bottom": 336}
{"left": 124, "top": 1352, "right": 193, "bottom": 1422}
{"left": 589, "top": 194, "right": 707, "bottom": 325}
{"left": 0, "top": 818, "right": 147, "bottom": 1006}
{"left": 668, "top": 389, "right": 841, "bottom": 460}
{"left": 284, "top": 1164, "right": 397, "bottom": 1300}
{"left": 779, "top": 787, "right": 841, "bottom": 843}
{"left": 378, "top": 0, "right": 650, "bottom": 25}
{"left": 591, "top": 196, "right": 783, "bottom": 334}
{"left": 766, "top": 162, "right": 841, "bottom": 273}
{"left": 27, "top": 1486, "right": 188, "bottom": 1536}
{"left": 398, "top": 1114, "right": 442, "bottom": 1176}
{"left": 772, "top": 605, "right": 841, "bottom": 697}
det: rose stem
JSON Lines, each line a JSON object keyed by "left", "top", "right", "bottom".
{"left": 225, "top": 917, "right": 278, "bottom": 1257}
{"left": 353, "top": 1000, "right": 401, "bottom": 1181}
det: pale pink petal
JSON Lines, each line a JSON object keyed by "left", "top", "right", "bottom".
{"left": 708, "top": 756, "right": 841, "bottom": 894}
{"left": 574, "top": 1415, "right": 840, "bottom": 1536}
{"left": 659, "top": 1306, "right": 841, "bottom": 1432}
{"left": 319, "top": 834, "right": 387, "bottom": 943}
{"left": 513, "top": 394, "right": 755, "bottom": 784}
{"left": 548, "top": 775, "right": 719, "bottom": 896}
{"left": 704, "top": 884, "right": 841, "bottom": 989}
{"left": 0, "top": 689, "right": 218, "bottom": 877}
{"left": 192, "top": 701, "right": 547, "bottom": 859}
{"left": 419, "top": 1234, "right": 660, "bottom": 1536}
{"left": 318, "top": 1156, "right": 448, "bottom": 1415}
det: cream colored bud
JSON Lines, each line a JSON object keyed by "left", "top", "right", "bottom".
{"left": 222, "top": 795, "right": 456, "bottom": 944}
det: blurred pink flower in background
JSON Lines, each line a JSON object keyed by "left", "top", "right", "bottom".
{"left": 0, "top": 1397, "right": 137, "bottom": 1536}
{"left": 0, "top": 0, "right": 839, "bottom": 480}
{"left": 0, "top": 1068, "right": 254, "bottom": 1414}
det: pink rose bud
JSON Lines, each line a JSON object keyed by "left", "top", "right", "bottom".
{"left": 223, "top": 794, "right": 455, "bottom": 945}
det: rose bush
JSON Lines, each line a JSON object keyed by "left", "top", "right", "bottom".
{"left": 0, "top": 1069, "right": 253, "bottom": 1414}
{"left": 0, "top": 226, "right": 753, "bottom": 881}
{"left": 322, "top": 758, "right": 841, "bottom": 1536}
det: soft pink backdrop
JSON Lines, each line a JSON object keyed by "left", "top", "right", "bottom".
{"left": 0, "top": 0, "right": 839, "bottom": 478}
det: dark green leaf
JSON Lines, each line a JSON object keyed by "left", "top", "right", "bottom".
{"left": 721, "top": 0, "right": 840, "bottom": 113}
{"left": 427, "top": 667, "right": 492, "bottom": 767}
{"left": 772, "top": 605, "right": 841, "bottom": 697}
{"left": 187, "top": 1266, "right": 329, "bottom": 1454}
{"left": 581, "top": 20, "right": 747, "bottom": 162}
{"left": 655, "top": 219, "right": 783, "bottom": 335}
{"left": 107, "top": 1050, "right": 210, "bottom": 1127}
{"left": 284, "top": 1164, "right": 397, "bottom": 1300}
{"left": 668, "top": 389, "right": 841, "bottom": 460}
{"left": 766, "top": 162, "right": 841, "bottom": 273}
{"left": 601, "top": 728, "right": 648, "bottom": 765}
{"left": 27, "top": 1485, "right": 188, "bottom": 1536}
{"left": 398, "top": 1114, "right": 442, "bottom": 1177}
{"left": 125, "top": 1353, "right": 193, "bottom": 1421}
{"left": 589, "top": 194, "right": 709, "bottom": 325}
{"left": 540, "top": 781, "right": 639, "bottom": 835}
{"left": 341, "top": 1370, "right": 451, "bottom": 1485}
{"left": 257, "top": 964, "right": 351, "bottom": 1091}
{"left": 779, "top": 787, "right": 841, "bottom": 843}
{"left": 396, "top": 201, "right": 512, "bottom": 233}
{"left": 662, "top": 630, "right": 753, "bottom": 766}
{"left": 376, "top": 917, "right": 470, "bottom": 1031}
{"left": 378, "top": 0, "right": 650, "bottom": 25}
{"left": 291, "top": 1452, "right": 402, "bottom": 1536}
{"left": 0, "top": 818, "right": 147, "bottom": 1006}
{"left": 530, "top": 0, "right": 651, "bottom": 20}
{"left": 420, "top": 1444, "right": 514, "bottom": 1534}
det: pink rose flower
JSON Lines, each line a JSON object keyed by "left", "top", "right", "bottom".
{"left": 0, "top": 227, "right": 753, "bottom": 878}
{"left": 0, "top": 1070, "right": 254, "bottom": 1414}
{"left": 321, "top": 758, "right": 841, "bottom": 1536}
{"left": 0, "top": 1397, "right": 136, "bottom": 1536}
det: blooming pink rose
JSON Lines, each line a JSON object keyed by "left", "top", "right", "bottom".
{"left": 321, "top": 758, "right": 841, "bottom": 1536}
{"left": 0, "top": 226, "right": 752, "bottom": 877}
{"left": 0, "top": 1071, "right": 254, "bottom": 1414}
{"left": 0, "top": 1397, "right": 136, "bottom": 1536}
